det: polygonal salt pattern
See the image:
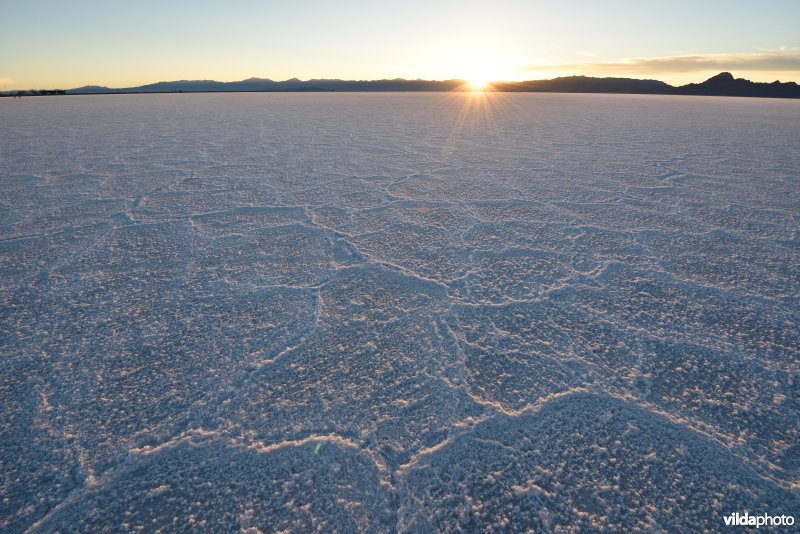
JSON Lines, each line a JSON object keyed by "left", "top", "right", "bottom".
{"left": 1, "top": 93, "right": 798, "bottom": 532}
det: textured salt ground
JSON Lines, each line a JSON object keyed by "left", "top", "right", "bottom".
{"left": 1, "top": 92, "right": 798, "bottom": 532}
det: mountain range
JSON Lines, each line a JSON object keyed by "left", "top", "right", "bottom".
{"left": 6, "top": 73, "right": 800, "bottom": 98}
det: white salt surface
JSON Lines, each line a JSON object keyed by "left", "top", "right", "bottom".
{"left": 1, "top": 92, "right": 798, "bottom": 532}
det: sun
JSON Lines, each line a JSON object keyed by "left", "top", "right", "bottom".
{"left": 453, "top": 54, "right": 505, "bottom": 91}
{"left": 467, "top": 78, "right": 489, "bottom": 90}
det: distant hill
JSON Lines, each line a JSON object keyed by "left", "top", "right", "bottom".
{"left": 67, "top": 78, "right": 465, "bottom": 94}
{"left": 495, "top": 75, "right": 671, "bottom": 94}
{"left": 672, "top": 72, "right": 800, "bottom": 98}
{"left": 4, "top": 73, "right": 798, "bottom": 99}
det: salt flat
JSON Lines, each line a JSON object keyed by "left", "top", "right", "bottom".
{"left": 1, "top": 92, "right": 798, "bottom": 532}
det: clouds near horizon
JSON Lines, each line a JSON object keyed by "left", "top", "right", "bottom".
{"left": 524, "top": 49, "right": 800, "bottom": 76}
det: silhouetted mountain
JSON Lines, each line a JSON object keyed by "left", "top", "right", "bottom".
{"left": 69, "top": 85, "right": 111, "bottom": 93}
{"left": 66, "top": 78, "right": 465, "bottom": 94}
{"left": 496, "top": 75, "right": 671, "bottom": 94}
{"left": 673, "top": 72, "right": 800, "bottom": 98}
{"left": 25, "top": 73, "right": 800, "bottom": 99}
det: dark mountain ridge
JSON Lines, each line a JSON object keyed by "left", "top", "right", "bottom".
{"left": 4, "top": 73, "right": 799, "bottom": 99}
{"left": 494, "top": 75, "right": 672, "bottom": 94}
{"left": 673, "top": 72, "right": 800, "bottom": 98}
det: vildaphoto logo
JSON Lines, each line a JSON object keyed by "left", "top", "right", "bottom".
{"left": 723, "top": 512, "right": 795, "bottom": 528}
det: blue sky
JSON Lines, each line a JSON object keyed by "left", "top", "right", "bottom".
{"left": 1, "top": 0, "right": 798, "bottom": 89}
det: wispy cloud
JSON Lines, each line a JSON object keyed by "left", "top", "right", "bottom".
{"left": 523, "top": 50, "right": 800, "bottom": 75}
{"left": 0, "top": 76, "right": 16, "bottom": 85}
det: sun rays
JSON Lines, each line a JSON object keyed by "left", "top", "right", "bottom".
{"left": 434, "top": 87, "right": 527, "bottom": 156}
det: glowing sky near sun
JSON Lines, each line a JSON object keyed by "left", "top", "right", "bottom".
{"left": 1, "top": 0, "right": 798, "bottom": 90}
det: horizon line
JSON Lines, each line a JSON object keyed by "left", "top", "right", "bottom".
{"left": 4, "top": 71, "right": 800, "bottom": 93}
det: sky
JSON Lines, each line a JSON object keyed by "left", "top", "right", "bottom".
{"left": 1, "top": 0, "right": 799, "bottom": 90}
